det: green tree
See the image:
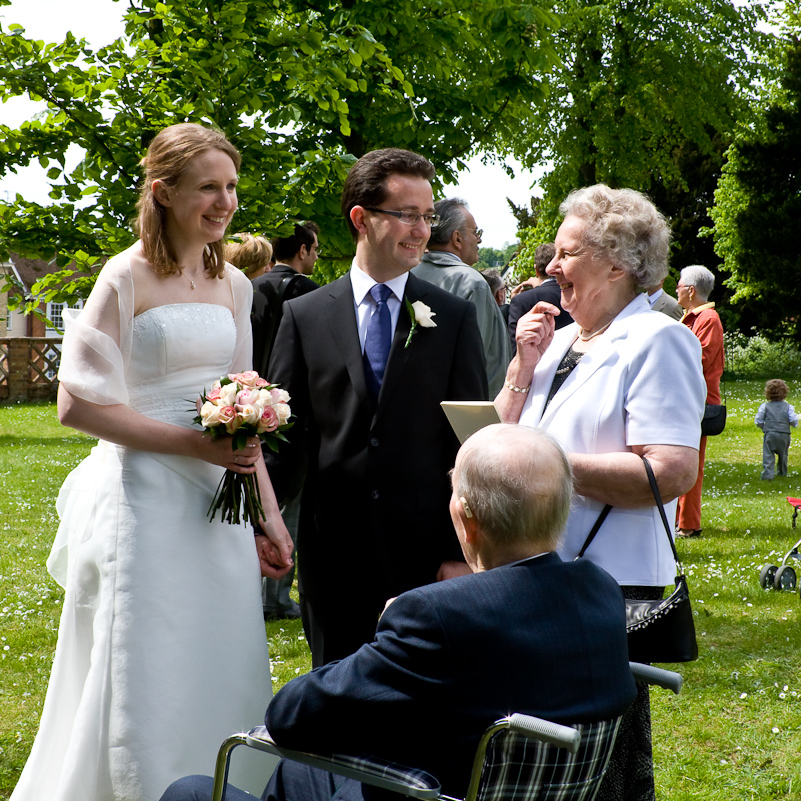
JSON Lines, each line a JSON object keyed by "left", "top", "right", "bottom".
{"left": 508, "top": 0, "right": 773, "bottom": 276}
{"left": 711, "top": 33, "right": 801, "bottom": 339}
{"left": 475, "top": 246, "right": 507, "bottom": 272}
{"left": 0, "top": 0, "right": 558, "bottom": 310}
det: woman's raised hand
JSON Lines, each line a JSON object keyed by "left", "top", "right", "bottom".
{"left": 515, "top": 301, "right": 559, "bottom": 366}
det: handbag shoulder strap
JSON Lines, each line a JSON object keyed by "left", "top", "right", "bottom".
{"left": 575, "top": 456, "right": 683, "bottom": 573}
{"left": 641, "top": 455, "right": 683, "bottom": 572}
{"left": 576, "top": 504, "right": 612, "bottom": 559}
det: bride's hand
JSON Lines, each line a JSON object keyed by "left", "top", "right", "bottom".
{"left": 201, "top": 435, "right": 261, "bottom": 473}
{"left": 255, "top": 520, "right": 294, "bottom": 579}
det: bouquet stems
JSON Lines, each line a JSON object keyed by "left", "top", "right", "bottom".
{"left": 208, "top": 469, "right": 266, "bottom": 526}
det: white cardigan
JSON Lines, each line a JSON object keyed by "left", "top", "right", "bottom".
{"left": 520, "top": 294, "right": 706, "bottom": 586}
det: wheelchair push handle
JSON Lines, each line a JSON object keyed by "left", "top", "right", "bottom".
{"left": 630, "top": 662, "right": 683, "bottom": 694}
{"left": 507, "top": 713, "right": 581, "bottom": 753}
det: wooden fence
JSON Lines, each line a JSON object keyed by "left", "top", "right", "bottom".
{"left": 0, "top": 338, "right": 62, "bottom": 402}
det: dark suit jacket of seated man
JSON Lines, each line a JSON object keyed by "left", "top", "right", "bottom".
{"left": 264, "top": 148, "right": 488, "bottom": 667}
{"left": 160, "top": 425, "right": 636, "bottom": 801}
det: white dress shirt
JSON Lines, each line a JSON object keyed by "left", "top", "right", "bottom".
{"left": 350, "top": 261, "right": 409, "bottom": 353}
{"left": 647, "top": 288, "right": 662, "bottom": 308}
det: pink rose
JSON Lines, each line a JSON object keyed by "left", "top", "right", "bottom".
{"left": 218, "top": 405, "right": 239, "bottom": 434}
{"left": 232, "top": 370, "right": 261, "bottom": 388}
{"left": 236, "top": 388, "right": 261, "bottom": 406}
{"left": 206, "top": 386, "right": 222, "bottom": 402}
{"left": 257, "top": 405, "right": 279, "bottom": 434}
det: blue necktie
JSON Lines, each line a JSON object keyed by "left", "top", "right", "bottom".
{"left": 363, "top": 283, "right": 393, "bottom": 403}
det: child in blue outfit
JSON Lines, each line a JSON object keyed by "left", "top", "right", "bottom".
{"left": 755, "top": 379, "right": 798, "bottom": 479}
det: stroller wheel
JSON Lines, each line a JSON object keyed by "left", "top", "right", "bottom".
{"left": 774, "top": 565, "right": 797, "bottom": 591}
{"left": 760, "top": 564, "right": 778, "bottom": 589}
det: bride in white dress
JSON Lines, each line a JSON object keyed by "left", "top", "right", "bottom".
{"left": 11, "top": 124, "right": 294, "bottom": 801}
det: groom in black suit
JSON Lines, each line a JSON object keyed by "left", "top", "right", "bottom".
{"left": 264, "top": 148, "right": 488, "bottom": 666}
{"left": 160, "top": 425, "right": 635, "bottom": 801}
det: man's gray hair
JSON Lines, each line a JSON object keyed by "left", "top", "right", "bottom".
{"left": 452, "top": 424, "right": 573, "bottom": 551}
{"left": 680, "top": 264, "right": 715, "bottom": 302}
{"left": 428, "top": 197, "right": 469, "bottom": 247}
{"left": 480, "top": 268, "right": 504, "bottom": 294}
{"left": 560, "top": 184, "right": 671, "bottom": 288}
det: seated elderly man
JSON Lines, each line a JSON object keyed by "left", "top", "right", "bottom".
{"left": 161, "top": 425, "right": 636, "bottom": 801}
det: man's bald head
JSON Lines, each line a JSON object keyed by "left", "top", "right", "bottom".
{"left": 452, "top": 424, "right": 572, "bottom": 552}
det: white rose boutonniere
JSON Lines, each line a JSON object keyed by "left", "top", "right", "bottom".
{"left": 405, "top": 299, "right": 437, "bottom": 348}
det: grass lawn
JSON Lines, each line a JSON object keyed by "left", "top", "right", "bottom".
{"left": 2, "top": 385, "right": 801, "bottom": 798}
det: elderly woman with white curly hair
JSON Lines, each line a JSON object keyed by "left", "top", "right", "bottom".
{"left": 497, "top": 184, "right": 706, "bottom": 801}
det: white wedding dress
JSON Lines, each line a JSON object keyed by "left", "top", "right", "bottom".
{"left": 12, "top": 249, "right": 273, "bottom": 801}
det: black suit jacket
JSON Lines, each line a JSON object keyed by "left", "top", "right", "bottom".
{"left": 507, "top": 278, "right": 573, "bottom": 349}
{"left": 265, "top": 552, "right": 636, "bottom": 799}
{"left": 251, "top": 264, "right": 319, "bottom": 378}
{"left": 265, "top": 272, "right": 488, "bottom": 664}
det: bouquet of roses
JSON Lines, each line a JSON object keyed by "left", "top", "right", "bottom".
{"left": 193, "top": 370, "right": 292, "bottom": 526}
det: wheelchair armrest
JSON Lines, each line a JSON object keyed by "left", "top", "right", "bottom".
{"left": 629, "top": 662, "right": 683, "bottom": 694}
{"left": 245, "top": 727, "right": 442, "bottom": 799}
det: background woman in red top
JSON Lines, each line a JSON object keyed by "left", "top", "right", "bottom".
{"left": 676, "top": 264, "right": 725, "bottom": 537}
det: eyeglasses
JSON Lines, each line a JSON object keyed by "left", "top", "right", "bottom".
{"left": 363, "top": 208, "right": 441, "bottom": 228}
{"left": 468, "top": 228, "right": 483, "bottom": 240}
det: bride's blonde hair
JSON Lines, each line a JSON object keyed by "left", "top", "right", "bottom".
{"left": 134, "top": 123, "right": 241, "bottom": 277}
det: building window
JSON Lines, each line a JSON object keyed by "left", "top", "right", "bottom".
{"left": 47, "top": 302, "right": 65, "bottom": 334}
{"left": 45, "top": 300, "right": 81, "bottom": 335}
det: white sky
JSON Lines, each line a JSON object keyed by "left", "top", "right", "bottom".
{"left": 0, "top": 0, "right": 544, "bottom": 248}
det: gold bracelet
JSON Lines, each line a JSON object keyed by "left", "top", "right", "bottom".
{"left": 505, "top": 378, "right": 530, "bottom": 394}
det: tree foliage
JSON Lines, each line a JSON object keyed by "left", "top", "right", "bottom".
{"left": 0, "top": 0, "right": 558, "bottom": 309}
{"left": 508, "top": 0, "right": 773, "bottom": 280}
{"left": 711, "top": 34, "right": 801, "bottom": 339}
{"left": 475, "top": 243, "right": 518, "bottom": 274}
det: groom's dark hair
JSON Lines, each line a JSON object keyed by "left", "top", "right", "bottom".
{"left": 341, "top": 148, "right": 435, "bottom": 240}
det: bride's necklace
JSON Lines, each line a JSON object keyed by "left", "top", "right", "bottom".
{"left": 577, "top": 318, "right": 614, "bottom": 341}
{"left": 186, "top": 270, "right": 204, "bottom": 290}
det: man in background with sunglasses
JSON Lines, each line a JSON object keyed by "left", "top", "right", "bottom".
{"left": 413, "top": 198, "right": 510, "bottom": 396}
{"left": 265, "top": 148, "right": 488, "bottom": 667}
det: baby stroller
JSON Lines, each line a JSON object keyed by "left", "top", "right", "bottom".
{"left": 759, "top": 497, "right": 801, "bottom": 592}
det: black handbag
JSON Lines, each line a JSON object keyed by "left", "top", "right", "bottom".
{"left": 701, "top": 403, "right": 727, "bottom": 436}
{"left": 576, "top": 456, "right": 699, "bottom": 663}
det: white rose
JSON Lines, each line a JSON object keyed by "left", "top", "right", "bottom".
{"left": 271, "top": 388, "right": 290, "bottom": 404}
{"left": 258, "top": 388, "right": 274, "bottom": 406}
{"left": 237, "top": 403, "right": 262, "bottom": 426}
{"left": 200, "top": 401, "right": 223, "bottom": 428}
{"left": 411, "top": 301, "right": 436, "bottom": 328}
{"left": 274, "top": 402, "right": 291, "bottom": 425}
{"left": 219, "top": 382, "right": 239, "bottom": 406}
